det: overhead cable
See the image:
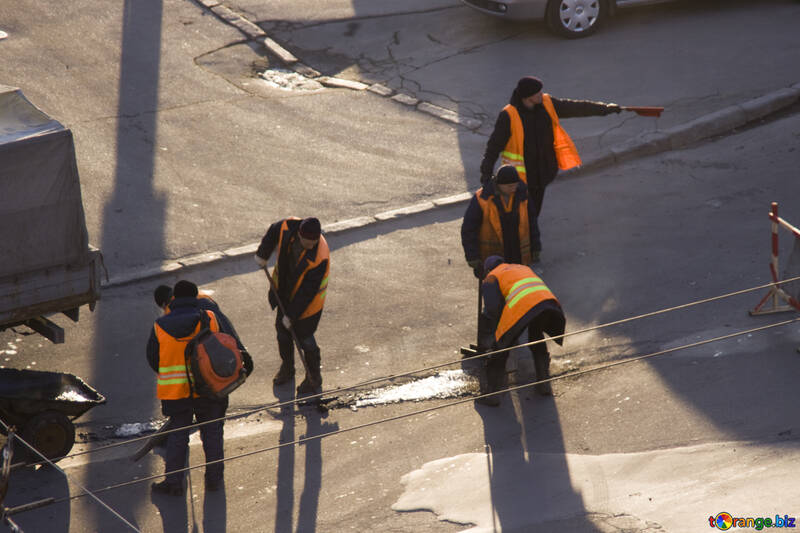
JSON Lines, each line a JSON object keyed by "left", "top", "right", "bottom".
{"left": 12, "top": 315, "right": 792, "bottom": 511}
{"left": 26, "top": 275, "right": 800, "bottom": 469}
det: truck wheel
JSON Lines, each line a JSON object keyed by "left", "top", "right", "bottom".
{"left": 546, "top": 0, "right": 608, "bottom": 38}
{"left": 21, "top": 411, "right": 75, "bottom": 463}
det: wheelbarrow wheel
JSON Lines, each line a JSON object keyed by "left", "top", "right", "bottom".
{"left": 21, "top": 410, "right": 75, "bottom": 463}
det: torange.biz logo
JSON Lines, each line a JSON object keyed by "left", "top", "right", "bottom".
{"left": 709, "top": 512, "right": 796, "bottom": 530}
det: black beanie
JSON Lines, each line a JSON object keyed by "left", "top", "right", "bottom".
{"left": 299, "top": 217, "right": 321, "bottom": 240}
{"left": 495, "top": 165, "right": 520, "bottom": 184}
{"left": 484, "top": 255, "right": 504, "bottom": 275}
{"left": 173, "top": 280, "right": 199, "bottom": 298}
{"left": 516, "top": 76, "right": 543, "bottom": 98}
{"left": 154, "top": 285, "right": 173, "bottom": 307}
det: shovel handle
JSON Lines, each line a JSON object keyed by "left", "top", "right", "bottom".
{"left": 263, "top": 267, "right": 312, "bottom": 381}
{"left": 622, "top": 106, "right": 664, "bottom": 117}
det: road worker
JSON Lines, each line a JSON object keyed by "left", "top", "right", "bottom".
{"left": 146, "top": 280, "right": 252, "bottom": 495}
{"left": 461, "top": 164, "right": 534, "bottom": 279}
{"left": 480, "top": 76, "right": 625, "bottom": 262}
{"left": 254, "top": 217, "right": 329, "bottom": 396}
{"left": 476, "top": 256, "right": 565, "bottom": 407}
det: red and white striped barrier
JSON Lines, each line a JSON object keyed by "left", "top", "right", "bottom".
{"left": 750, "top": 202, "right": 800, "bottom": 315}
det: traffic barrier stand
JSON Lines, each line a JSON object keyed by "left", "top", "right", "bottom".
{"left": 750, "top": 202, "right": 800, "bottom": 317}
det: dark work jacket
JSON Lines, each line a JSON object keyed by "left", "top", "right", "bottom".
{"left": 461, "top": 181, "right": 533, "bottom": 265}
{"left": 480, "top": 92, "right": 616, "bottom": 189}
{"left": 480, "top": 277, "right": 566, "bottom": 350}
{"left": 146, "top": 297, "right": 254, "bottom": 377}
{"left": 256, "top": 219, "right": 328, "bottom": 336}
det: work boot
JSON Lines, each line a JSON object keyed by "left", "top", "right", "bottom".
{"left": 298, "top": 347, "right": 322, "bottom": 395}
{"left": 151, "top": 480, "right": 183, "bottom": 496}
{"left": 273, "top": 362, "right": 295, "bottom": 385}
{"left": 297, "top": 376, "right": 322, "bottom": 396}
{"left": 475, "top": 361, "right": 502, "bottom": 407}
{"left": 533, "top": 352, "right": 552, "bottom": 396}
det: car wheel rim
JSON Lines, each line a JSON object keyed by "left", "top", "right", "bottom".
{"left": 559, "top": 0, "right": 600, "bottom": 32}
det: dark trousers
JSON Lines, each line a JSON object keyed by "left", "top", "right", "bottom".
{"left": 527, "top": 185, "right": 546, "bottom": 252}
{"left": 275, "top": 312, "right": 322, "bottom": 383}
{"left": 485, "top": 315, "right": 550, "bottom": 393}
{"left": 162, "top": 397, "right": 227, "bottom": 487}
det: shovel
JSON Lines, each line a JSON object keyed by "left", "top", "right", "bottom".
{"left": 262, "top": 267, "right": 315, "bottom": 390}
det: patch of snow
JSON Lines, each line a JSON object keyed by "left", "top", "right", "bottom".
{"left": 393, "top": 441, "right": 800, "bottom": 532}
{"left": 54, "top": 389, "right": 90, "bottom": 402}
{"left": 115, "top": 421, "right": 160, "bottom": 438}
{"left": 354, "top": 370, "right": 476, "bottom": 407}
{"left": 260, "top": 68, "right": 323, "bottom": 92}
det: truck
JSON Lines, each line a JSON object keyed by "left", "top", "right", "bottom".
{"left": 0, "top": 85, "right": 103, "bottom": 344}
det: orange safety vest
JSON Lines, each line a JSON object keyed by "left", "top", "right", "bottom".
{"left": 476, "top": 187, "right": 531, "bottom": 264}
{"left": 272, "top": 218, "right": 330, "bottom": 320}
{"left": 487, "top": 263, "right": 558, "bottom": 343}
{"left": 501, "top": 104, "right": 527, "bottom": 183}
{"left": 154, "top": 310, "right": 219, "bottom": 400}
{"left": 541, "top": 94, "right": 581, "bottom": 170}
{"left": 501, "top": 95, "right": 582, "bottom": 178}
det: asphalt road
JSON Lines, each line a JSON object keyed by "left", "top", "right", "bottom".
{"left": 1, "top": 0, "right": 800, "bottom": 532}
{"left": 4, "top": 107, "right": 800, "bottom": 533}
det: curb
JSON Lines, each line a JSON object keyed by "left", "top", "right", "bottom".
{"left": 102, "top": 3, "right": 800, "bottom": 289}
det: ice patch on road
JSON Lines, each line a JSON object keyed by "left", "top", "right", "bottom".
{"left": 393, "top": 441, "right": 800, "bottom": 532}
{"left": 260, "top": 68, "right": 323, "bottom": 91}
{"left": 115, "top": 421, "right": 160, "bottom": 437}
{"left": 354, "top": 370, "right": 476, "bottom": 408}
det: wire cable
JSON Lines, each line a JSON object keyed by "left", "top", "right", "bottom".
{"left": 10, "top": 315, "right": 792, "bottom": 512}
{"left": 25, "top": 274, "right": 800, "bottom": 469}
{"left": 0, "top": 422, "right": 141, "bottom": 531}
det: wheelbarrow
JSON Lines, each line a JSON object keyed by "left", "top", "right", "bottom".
{"left": 0, "top": 368, "right": 106, "bottom": 463}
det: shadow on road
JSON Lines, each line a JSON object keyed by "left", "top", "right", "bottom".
{"left": 473, "top": 337, "right": 605, "bottom": 532}
{"left": 87, "top": 0, "right": 166, "bottom": 530}
{"left": 272, "top": 381, "right": 340, "bottom": 533}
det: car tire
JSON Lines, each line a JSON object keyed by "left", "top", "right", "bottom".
{"left": 546, "top": 0, "right": 608, "bottom": 38}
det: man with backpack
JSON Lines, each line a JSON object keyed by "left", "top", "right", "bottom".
{"left": 146, "top": 280, "right": 253, "bottom": 495}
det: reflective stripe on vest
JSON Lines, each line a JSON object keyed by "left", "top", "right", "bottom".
{"left": 475, "top": 188, "right": 531, "bottom": 264}
{"left": 154, "top": 310, "right": 219, "bottom": 400}
{"left": 488, "top": 263, "right": 558, "bottom": 342}
{"left": 273, "top": 218, "right": 331, "bottom": 320}
{"left": 541, "top": 94, "right": 581, "bottom": 171}
{"left": 501, "top": 104, "right": 527, "bottom": 183}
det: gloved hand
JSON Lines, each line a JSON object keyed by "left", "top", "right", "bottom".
{"left": 467, "top": 259, "right": 482, "bottom": 279}
{"left": 606, "top": 104, "right": 622, "bottom": 114}
{"left": 282, "top": 315, "right": 292, "bottom": 330}
{"left": 254, "top": 254, "right": 268, "bottom": 268}
{"left": 480, "top": 173, "right": 491, "bottom": 186}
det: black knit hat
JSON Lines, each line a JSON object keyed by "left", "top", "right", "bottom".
{"left": 495, "top": 165, "right": 520, "bottom": 184}
{"left": 299, "top": 217, "right": 321, "bottom": 240}
{"left": 516, "top": 76, "right": 543, "bottom": 98}
{"left": 483, "top": 255, "right": 504, "bottom": 275}
{"left": 173, "top": 280, "right": 199, "bottom": 298}
{"left": 154, "top": 285, "right": 173, "bottom": 308}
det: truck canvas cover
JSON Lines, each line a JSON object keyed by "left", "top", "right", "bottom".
{"left": 0, "top": 86, "right": 100, "bottom": 331}
{"left": 0, "top": 85, "right": 89, "bottom": 277}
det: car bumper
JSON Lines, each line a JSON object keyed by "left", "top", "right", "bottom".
{"left": 461, "top": 0, "right": 548, "bottom": 20}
